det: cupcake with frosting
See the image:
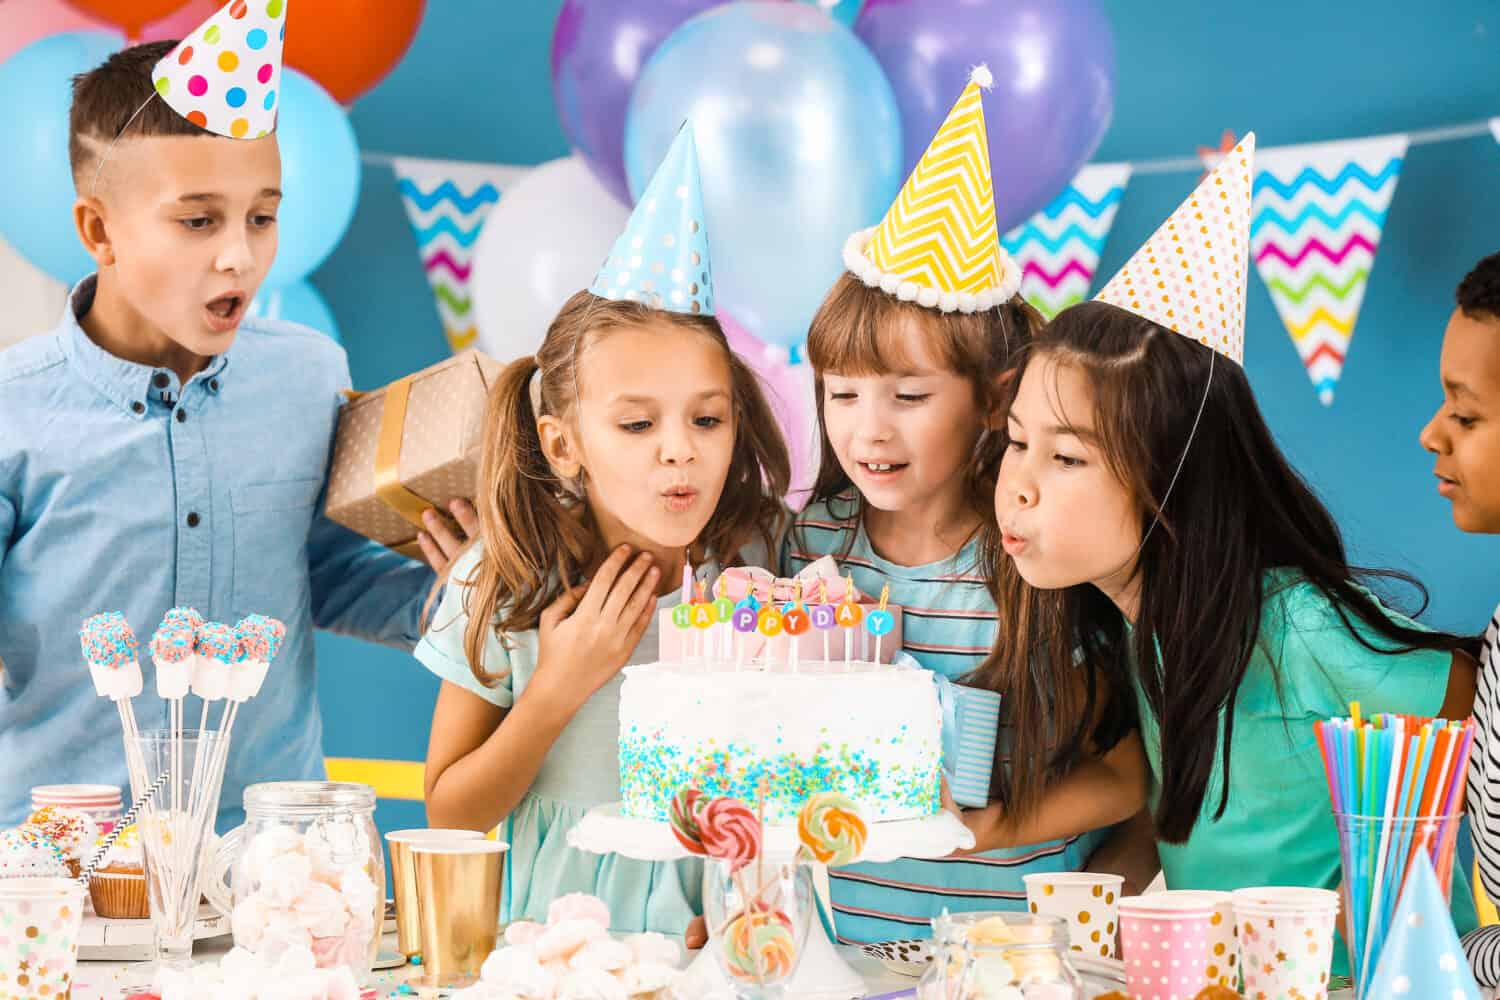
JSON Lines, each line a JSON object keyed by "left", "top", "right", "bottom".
{"left": 25, "top": 805, "right": 98, "bottom": 878}
{"left": 89, "top": 823, "right": 148, "bottom": 919}
{"left": 0, "top": 827, "right": 69, "bottom": 879}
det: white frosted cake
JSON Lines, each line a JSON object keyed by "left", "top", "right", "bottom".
{"left": 618, "top": 659, "right": 944, "bottom": 826}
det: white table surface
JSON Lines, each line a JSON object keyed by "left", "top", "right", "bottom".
{"left": 72, "top": 931, "right": 919, "bottom": 999}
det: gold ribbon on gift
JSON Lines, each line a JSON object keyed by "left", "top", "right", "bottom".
{"left": 345, "top": 375, "right": 434, "bottom": 560}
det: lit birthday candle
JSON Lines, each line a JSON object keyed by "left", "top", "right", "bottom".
{"left": 811, "top": 578, "right": 836, "bottom": 665}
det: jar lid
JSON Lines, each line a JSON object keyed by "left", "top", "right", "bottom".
{"left": 243, "top": 781, "right": 376, "bottom": 816}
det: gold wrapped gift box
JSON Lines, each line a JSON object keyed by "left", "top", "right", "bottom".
{"left": 325, "top": 349, "right": 502, "bottom": 558}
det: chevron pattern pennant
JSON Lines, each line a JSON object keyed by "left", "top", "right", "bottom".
{"left": 1250, "top": 134, "right": 1407, "bottom": 405}
{"left": 1002, "top": 164, "right": 1131, "bottom": 319}
{"left": 392, "top": 157, "right": 530, "bottom": 353}
{"left": 865, "top": 75, "right": 1004, "bottom": 297}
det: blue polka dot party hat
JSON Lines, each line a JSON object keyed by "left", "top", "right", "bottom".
{"left": 590, "top": 123, "right": 713, "bottom": 316}
{"left": 1366, "top": 850, "right": 1480, "bottom": 999}
{"left": 152, "top": 0, "right": 287, "bottom": 139}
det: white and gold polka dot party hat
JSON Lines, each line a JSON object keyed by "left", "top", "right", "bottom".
{"left": 1095, "top": 133, "right": 1256, "bottom": 364}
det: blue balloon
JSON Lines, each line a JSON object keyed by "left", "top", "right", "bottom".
{"left": 268, "top": 69, "right": 360, "bottom": 287}
{"left": 245, "top": 280, "right": 341, "bottom": 344}
{"left": 625, "top": 2, "right": 902, "bottom": 351}
{"left": 0, "top": 32, "right": 122, "bottom": 284}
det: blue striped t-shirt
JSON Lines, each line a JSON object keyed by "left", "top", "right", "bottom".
{"left": 781, "top": 495, "right": 1107, "bottom": 944}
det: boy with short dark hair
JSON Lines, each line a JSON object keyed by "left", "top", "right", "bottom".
{"left": 0, "top": 8, "right": 473, "bottom": 829}
{"left": 1421, "top": 251, "right": 1500, "bottom": 983}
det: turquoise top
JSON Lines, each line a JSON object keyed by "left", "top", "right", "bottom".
{"left": 1134, "top": 569, "right": 1476, "bottom": 971}
{"left": 415, "top": 543, "right": 727, "bottom": 935}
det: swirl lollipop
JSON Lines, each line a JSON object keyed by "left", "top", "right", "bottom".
{"left": 669, "top": 787, "right": 708, "bottom": 856}
{"left": 796, "top": 792, "right": 868, "bottom": 867}
{"left": 698, "top": 797, "right": 762, "bottom": 873}
{"left": 722, "top": 908, "right": 797, "bottom": 983}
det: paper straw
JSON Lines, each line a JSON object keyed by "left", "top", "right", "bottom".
{"left": 77, "top": 772, "right": 167, "bottom": 885}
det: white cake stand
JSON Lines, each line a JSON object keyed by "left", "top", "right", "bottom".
{"left": 568, "top": 804, "right": 974, "bottom": 1000}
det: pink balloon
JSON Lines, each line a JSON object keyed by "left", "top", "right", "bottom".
{"left": 135, "top": 0, "right": 219, "bottom": 43}
{"left": 0, "top": 0, "right": 105, "bottom": 65}
{"left": 720, "top": 313, "right": 818, "bottom": 508}
{"left": 0, "top": 0, "right": 216, "bottom": 66}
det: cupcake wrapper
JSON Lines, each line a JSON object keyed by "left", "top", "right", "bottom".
{"left": 90, "top": 870, "right": 149, "bottom": 919}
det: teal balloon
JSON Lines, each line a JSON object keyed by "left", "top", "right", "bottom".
{"left": 267, "top": 70, "right": 360, "bottom": 286}
{"left": 0, "top": 32, "right": 122, "bottom": 284}
{"left": 246, "top": 280, "right": 341, "bottom": 344}
{"left": 625, "top": 2, "right": 902, "bottom": 351}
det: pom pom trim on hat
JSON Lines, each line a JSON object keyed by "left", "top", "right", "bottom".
{"left": 842, "top": 227, "right": 1020, "bottom": 314}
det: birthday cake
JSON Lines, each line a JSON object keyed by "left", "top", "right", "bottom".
{"left": 621, "top": 561, "right": 942, "bottom": 826}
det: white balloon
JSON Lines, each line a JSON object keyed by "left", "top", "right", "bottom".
{"left": 472, "top": 156, "right": 630, "bottom": 363}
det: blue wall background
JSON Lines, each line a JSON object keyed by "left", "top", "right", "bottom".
{"left": 310, "top": 0, "right": 1500, "bottom": 839}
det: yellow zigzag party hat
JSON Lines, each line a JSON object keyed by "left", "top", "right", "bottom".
{"left": 843, "top": 66, "right": 1020, "bottom": 313}
{"left": 1095, "top": 133, "right": 1256, "bottom": 364}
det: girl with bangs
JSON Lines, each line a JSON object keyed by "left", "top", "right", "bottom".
{"left": 781, "top": 70, "right": 1137, "bottom": 944}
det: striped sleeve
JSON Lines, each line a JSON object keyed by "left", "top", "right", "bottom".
{"left": 1466, "top": 605, "right": 1500, "bottom": 986}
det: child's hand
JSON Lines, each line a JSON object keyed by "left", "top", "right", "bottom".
{"left": 418, "top": 499, "right": 480, "bottom": 578}
{"left": 685, "top": 915, "right": 707, "bottom": 950}
{"left": 533, "top": 546, "right": 659, "bottom": 706}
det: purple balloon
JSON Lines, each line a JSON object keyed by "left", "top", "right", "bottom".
{"left": 855, "top": 0, "right": 1116, "bottom": 232}
{"left": 551, "top": 0, "right": 767, "bottom": 205}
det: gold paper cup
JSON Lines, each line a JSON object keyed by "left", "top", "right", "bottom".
{"left": 385, "top": 828, "right": 487, "bottom": 959}
{"left": 412, "top": 840, "right": 508, "bottom": 988}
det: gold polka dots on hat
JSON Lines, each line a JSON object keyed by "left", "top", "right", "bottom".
{"left": 1095, "top": 133, "right": 1255, "bottom": 365}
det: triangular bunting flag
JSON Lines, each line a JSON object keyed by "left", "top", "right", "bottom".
{"left": 1250, "top": 134, "right": 1407, "bottom": 406}
{"left": 844, "top": 66, "right": 1020, "bottom": 313}
{"left": 1002, "top": 163, "right": 1132, "bottom": 319}
{"left": 1096, "top": 134, "right": 1255, "bottom": 365}
{"left": 1366, "top": 852, "right": 1481, "bottom": 999}
{"left": 590, "top": 124, "right": 714, "bottom": 315}
{"left": 393, "top": 157, "right": 530, "bottom": 353}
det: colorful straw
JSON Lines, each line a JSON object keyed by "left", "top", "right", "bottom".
{"left": 1315, "top": 707, "right": 1475, "bottom": 996}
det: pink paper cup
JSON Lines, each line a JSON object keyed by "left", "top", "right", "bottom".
{"left": 0, "top": 877, "right": 88, "bottom": 997}
{"left": 1119, "top": 893, "right": 1218, "bottom": 1000}
{"left": 1158, "top": 890, "right": 1237, "bottom": 990}
{"left": 1232, "top": 887, "right": 1339, "bottom": 1000}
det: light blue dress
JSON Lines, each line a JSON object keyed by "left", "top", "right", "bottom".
{"left": 416, "top": 543, "right": 728, "bottom": 934}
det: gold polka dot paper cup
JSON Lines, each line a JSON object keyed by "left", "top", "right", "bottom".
{"left": 1022, "top": 871, "right": 1124, "bottom": 958}
{"left": 1232, "top": 886, "right": 1339, "bottom": 1000}
{"left": 0, "top": 877, "right": 87, "bottom": 998}
{"left": 1118, "top": 892, "right": 1219, "bottom": 1000}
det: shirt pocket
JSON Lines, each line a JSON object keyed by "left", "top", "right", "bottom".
{"left": 230, "top": 478, "right": 322, "bottom": 620}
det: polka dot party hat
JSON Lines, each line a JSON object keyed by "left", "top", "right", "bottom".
{"left": 152, "top": 0, "right": 286, "bottom": 139}
{"left": 1095, "top": 133, "right": 1255, "bottom": 364}
{"left": 590, "top": 123, "right": 713, "bottom": 315}
{"left": 1366, "top": 851, "right": 1481, "bottom": 1000}
{"left": 844, "top": 66, "right": 1020, "bottom": 314}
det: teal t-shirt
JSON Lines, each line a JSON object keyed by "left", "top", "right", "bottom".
{"left": 1135, "top": 569, "right": 1476, "bottom": 971}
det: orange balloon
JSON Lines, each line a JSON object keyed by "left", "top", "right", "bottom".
{"left": 283, "top": 0, "right": 425, "bottom": 105}
{"left": 65, "top": 0, "right": 191, "bottom": 38}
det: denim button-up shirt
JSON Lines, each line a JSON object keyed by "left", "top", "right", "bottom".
{"left": 0, "top": 276, "right": 432, "bottom": 829}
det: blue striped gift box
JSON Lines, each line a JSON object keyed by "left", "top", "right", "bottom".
{"left": 947, "top": 683, "right": 1001, "bottom": 808}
